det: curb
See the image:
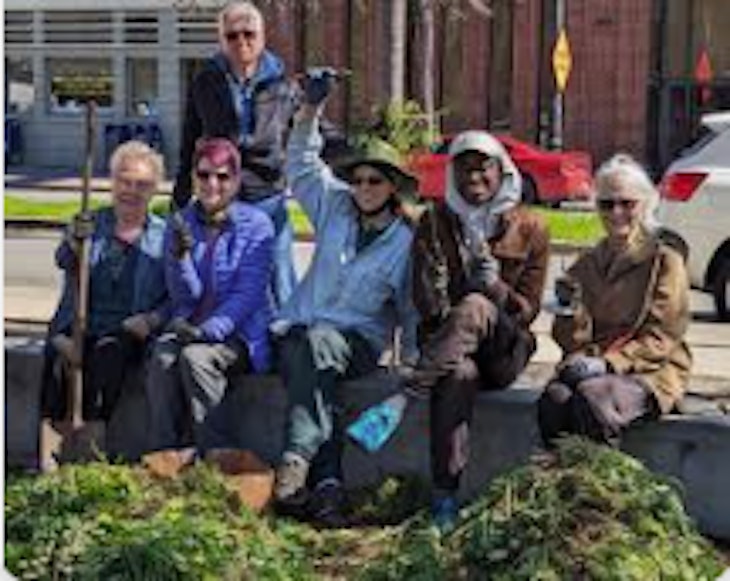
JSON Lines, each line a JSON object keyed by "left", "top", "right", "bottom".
{"left": 3, "top": 221, "right": 583, "bottom": 250}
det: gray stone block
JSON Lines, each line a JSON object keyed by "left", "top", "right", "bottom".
{"left": 5, "top": 339, "right": 730, "bottom": 541}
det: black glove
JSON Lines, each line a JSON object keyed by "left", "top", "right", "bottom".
{"left": 168, "top": 317, "right": 203, "bottom": 344}
{"left": 301, "top": 67, "right": 338, "bottom": 106}
{"left": 555, "top": 276, "right": 579, "bottom": 307}
{"left": 170, "top": 212, "right": 194, "bottom": 259}
{"left": 558, "top": 354, "right": 609, "bottom": 388}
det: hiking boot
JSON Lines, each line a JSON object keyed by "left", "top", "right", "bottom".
{"left": 274, "top": 452, "right": 310, "bottom": 509}
{"left": 431, "top": 493, "right": 459, "bottom": 533}
{"left": 308, "top": 478, "right": 347, "bottom": 529}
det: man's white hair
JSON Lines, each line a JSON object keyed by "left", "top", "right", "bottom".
{"left": 217, "top": 1, "right": 265, "bottom": 43}
{"left": 594, "top": 153, "right": 660, "bottom": 230}
{"left": 109, "top": 140, "right": 164, "bottom": 184}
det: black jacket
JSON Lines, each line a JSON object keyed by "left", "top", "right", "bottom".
{"left": 173, "top": 51, "right": 298, "bottom": 207}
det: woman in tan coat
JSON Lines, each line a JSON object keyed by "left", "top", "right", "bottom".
{"left": 539, "top": 153, "right": 692, "bottom": 447}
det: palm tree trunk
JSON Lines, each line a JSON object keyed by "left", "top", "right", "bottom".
{"left": 389, "top": 0, "right": 407, "bottom": 104}
{"left": 420, "top": 0, "right": 437, "bottom": 135}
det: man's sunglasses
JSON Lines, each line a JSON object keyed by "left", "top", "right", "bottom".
{"left": 597, "top": 198, "right": 639, "bottom": 212}
{"left": 225, "top": 29, "right": 258, "bottom": 42}
{"left": 351, "top": 175, "right": 387, "bottom": 187}
{"left": 196, "top": 169, "right": 232, "bottom": 182}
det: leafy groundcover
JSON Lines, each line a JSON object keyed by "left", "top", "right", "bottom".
{"left": 5, "top": 438, "right": 725, "bottom": 580}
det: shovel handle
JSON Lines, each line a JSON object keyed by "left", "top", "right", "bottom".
{"left": 69, "top": 101, "right": 97, "bottom": 428}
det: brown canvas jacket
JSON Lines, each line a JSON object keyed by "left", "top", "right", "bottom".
{"left": 553, "top": 230, "right": 692, "bottom": 413}
{"left": 413, "top": 202, "right": 550, "bottom": 341}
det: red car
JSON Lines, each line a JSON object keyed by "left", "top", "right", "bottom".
{"left": 407, "top": 134, "right": 594, "bottom": 205}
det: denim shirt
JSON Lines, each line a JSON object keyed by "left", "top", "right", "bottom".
{"left": 281, "top": 115, "right": 419, "bottom": 359}
{"left": 48, "top": 207, "right": 169, "bottom": 338}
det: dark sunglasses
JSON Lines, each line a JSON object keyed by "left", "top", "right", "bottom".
{"left": 351, "top": 175, "right": 387, "bottom": 187}
{"left": 196, "top": 169, "right": 232, "bottom": 182}
{"left": 597, "top": 198, "right": 638, "bottom": 212}
{"left": 225, "top": 29, "right": 258, "bottom": 42}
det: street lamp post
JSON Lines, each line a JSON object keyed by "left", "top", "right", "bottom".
{"left": 552, "top": 0, "right": 566, "bottom": 150}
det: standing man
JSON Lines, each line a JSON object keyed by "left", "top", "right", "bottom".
{"left": 173, "top": 1, "right": 297, "bottom": 307}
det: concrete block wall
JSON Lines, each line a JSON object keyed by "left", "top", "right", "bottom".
{"left": 5, "top": 338, "right": 730, "bottom": 540}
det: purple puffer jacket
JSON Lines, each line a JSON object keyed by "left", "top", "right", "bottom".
{"left": 165, "top": 200, "right": 275, "bottom": 371}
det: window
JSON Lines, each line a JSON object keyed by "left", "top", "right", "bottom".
{"left": 6, "top": 56, "right": 34, "bottom": 115}
{"left": 127, "top": 59, "right": 158, "bottom": 117}
{"left": 47, "top": 58, "right": 113, "bottom": 113}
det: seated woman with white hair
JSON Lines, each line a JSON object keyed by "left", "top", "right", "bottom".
{"left": 538, "top": 153, "right": 692, "bottom": 446}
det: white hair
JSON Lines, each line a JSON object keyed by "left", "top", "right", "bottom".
{"left": 217, "top": 1, "right": 265, "bottom": 44}
{"left": 594, "top": 153, "right": 660, "bottom": 230}
{"left": 109, "top": 140, "right": 164, "bottom": 184}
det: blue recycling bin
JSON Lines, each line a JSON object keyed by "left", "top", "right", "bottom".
{"left": 104, "top": 123, "right": 134, "bottom": 164}
{"left": 5, "top": 117, "right": 23, "bottom": 165}
{"left": 131, "top": 121, "right": 163, "bottom": 152}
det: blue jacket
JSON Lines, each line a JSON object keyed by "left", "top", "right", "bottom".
{"left": 165, "top": 201, "right": 275, "bottom": 372}
{"left": 173, "top": 49, "right": 297, "bottom": 206}
{"left": 281, "top": 115, "right": 419, "bottom": 360}
{"left": 49, "top": 207, "right": 168, "bottom": 339}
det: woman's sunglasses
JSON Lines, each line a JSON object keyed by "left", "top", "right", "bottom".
{"left": 196, "top": 169, "right": 232, "bottom": 183}
{"left": 597, "top": 198, "right": 639, "bottom": 212}
{"left": 351, "top": 175, "right": 387, "bottom": 187}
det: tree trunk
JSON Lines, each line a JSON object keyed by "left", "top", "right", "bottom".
{"left": 420, "top": 0, "right": 437, "bottom": 135}
{"left": 389, "top": 0, "right": 407, "bottom": 104}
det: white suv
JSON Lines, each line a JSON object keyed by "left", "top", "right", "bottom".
{"left": 659, "top": 111, "right": 730, "bottom": 321}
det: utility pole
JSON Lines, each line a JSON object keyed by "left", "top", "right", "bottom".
{"left": 552, "top": 0, "right": 567, "bottom": 150}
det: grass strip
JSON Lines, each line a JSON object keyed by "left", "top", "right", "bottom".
{"left": 5, "top": 195, "right": 601, "bottom": 246}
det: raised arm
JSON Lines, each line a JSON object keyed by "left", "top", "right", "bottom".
{"left": 284, "top": 105, "right": 352, "bottom": 231}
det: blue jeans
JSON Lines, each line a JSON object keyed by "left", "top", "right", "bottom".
{"left": 252, "top": 192, "right": 297, "bottom": 310}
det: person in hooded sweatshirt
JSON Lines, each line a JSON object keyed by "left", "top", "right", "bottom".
{"left": 408, "top": 130, "right": 550, "bottom": 530}
{"left": 172, "top": 1, "right": 298, "bottom": 308}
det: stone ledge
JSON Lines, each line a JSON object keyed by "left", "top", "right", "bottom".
{"left": 5, "top": 338, "right": 730, "bottom": 540}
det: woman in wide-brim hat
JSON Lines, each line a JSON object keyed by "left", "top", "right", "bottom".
{"left": 270, "top": 85, "right": 420, "bottom": 527}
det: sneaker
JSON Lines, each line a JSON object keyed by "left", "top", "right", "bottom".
{"left": 308, "top": 478, "right": 347, "bottom": 529}
{"left": 431, "top": 494, "right": 459, "bottom": 533}
{"left": 274, "top": 452, "right": 310, "bottom": 508}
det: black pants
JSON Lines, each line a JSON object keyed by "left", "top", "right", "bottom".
{"left": 537, "top": 374, "right": 659, "bottom": 447}
{"left": 41, "top": 330, "right": 145, "bottom": 422}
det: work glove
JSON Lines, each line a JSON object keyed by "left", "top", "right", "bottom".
{"left": 301, "top": 67, "right": 339, "bottom": 106}
{"left": 65, "top": 211, "right": 95, "bottom": 254}
{"left": 168, "top": 316, "right": 203, "bottom": 344}
{"left": 170, "top": 212, "right": 194, "bottom": 259}
{"left": 557, "top": 354, "right": 609, "bottom": 388}
{"left": 469, "top": 244, "right": 501, "bottom": 290}
{"left": 122, "top": 312, "right": 161, "bottom": 341}
{"left": 307, "top": 324, "right": 351, "bottom": 374}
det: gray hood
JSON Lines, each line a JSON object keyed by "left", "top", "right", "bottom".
{"left": 445, "top": 131, "right": 522, "bottom": 241}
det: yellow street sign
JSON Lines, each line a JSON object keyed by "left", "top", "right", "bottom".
{"left": 552, "top": 28, "right": 572, "bottom": 93}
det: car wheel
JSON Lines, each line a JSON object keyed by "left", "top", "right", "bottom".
{"left": 713, "top": 259, "right": 730, "bottom": 322}
{"left": 521, "top": 175, "right": 538, "bottom": 205}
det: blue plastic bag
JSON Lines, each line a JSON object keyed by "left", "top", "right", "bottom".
{"left": 346, "top": 394, "right": 408, "bottom": 453}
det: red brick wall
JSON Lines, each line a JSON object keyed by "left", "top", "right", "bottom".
{"left": 565, "top": 0, "right": 653, "bottom": 163}
{"left": 511, "top": 0, "right": 542, "bottom": 141}
{"left": 260, "top": 0, "right": 654, "bottom": 164}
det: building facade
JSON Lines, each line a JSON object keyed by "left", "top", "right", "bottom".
{"left": 5, "top": 0, "right": 730, "bottom": 174}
